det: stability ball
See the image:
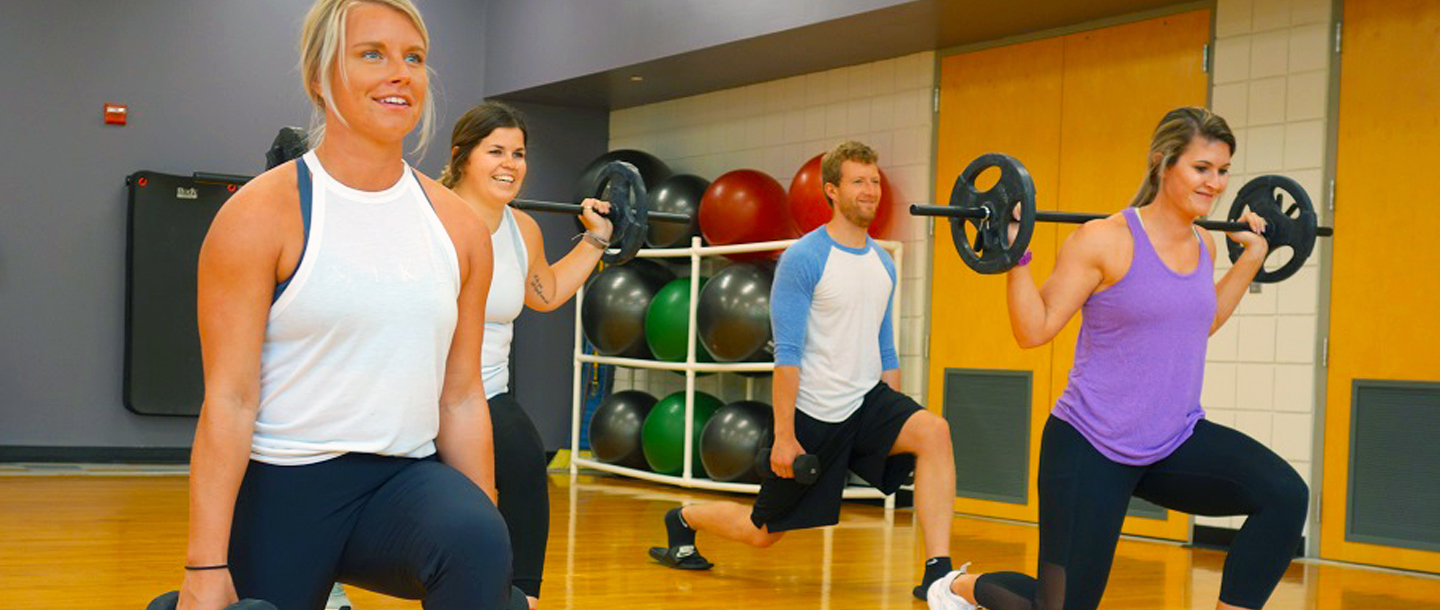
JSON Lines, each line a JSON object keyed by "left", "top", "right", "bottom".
{"left": 580, "top": 259, "right": 675, "bottom": 357}
{"left": 787, "top": 152, "right": 894, "bottom": 238}
{"left": 646, "top": 174, "right": 709, "bottom": 248}
{"left": 700, "top": 401, "right": 775, "bottom": 483}
{"left": 698, "top": 169, "right": 798, "bottom": 260}
{"left": 696, "top": 262, "right": 774, "bottom": 363}
{"left": 645, "top": 276, "right": 712, "bottom": 363}
{"left": 588, "top": 390, "right": 658, "bottom": 469}
{"left": 642, "top": 391, "right": 723, "bottom": 476}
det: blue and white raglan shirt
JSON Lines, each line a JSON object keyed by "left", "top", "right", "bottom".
{"left": 772, "top": 227, "right": 899, "bottom": 423}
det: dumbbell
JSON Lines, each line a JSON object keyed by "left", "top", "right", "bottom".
{"left": 755, "top": 449, "right": 821, "bottom": 486}
{"left": 507, "top": 585, "right": 529, "bottom": 610}
{"left": 145, "top": 591, "right": 277, "bottom": 610}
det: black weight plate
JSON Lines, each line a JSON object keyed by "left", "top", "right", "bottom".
{"left": 146, "top": 591, "right": 179, "bottom": 610}
{"left": 947, "top": 153, "right": 1036, "bottom": 274}
{"left": 595, "top": 161, "right": 649, "bottom": 264}
{"left": 1226, "top": 175, "right": 1316, "bottom": 283}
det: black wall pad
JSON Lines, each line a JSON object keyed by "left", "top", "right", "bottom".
{"left": 125, "top": 171, "right": 241, "bottom": 416}
{"left": 1127, "top": 497, "right": 1168, "bottom": 520}
{"left": 0, "top": 446, "right": 190, "bottom": 464}
{"left": 944, "top": 368, "right": 1031, "bottom": 504}
{"left": 1348, "top": 380, "right": 1440, "bottom": 553}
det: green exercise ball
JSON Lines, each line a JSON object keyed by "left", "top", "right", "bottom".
{"left": 642, "top": 390, "right": 723, "bottom": 476}
{"left": 644, "top": 276, "right": 712, "bottom": 363}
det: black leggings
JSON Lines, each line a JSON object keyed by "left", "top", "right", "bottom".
{"left": 975, "top": 417, "right": 1308, "bottom": 610}
{"left": 230, "top": 453, "right": 512, "bottom": 610}
{"left": 489, "top": 392, "right": 551, "bottom": 599}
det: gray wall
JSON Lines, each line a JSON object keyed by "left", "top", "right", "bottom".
{"left": 504, "top": 102, "right": 610, "bottom": 451}
{"left": 0, "top": 0, "right": 815, "bottom": 454}
{"left": 0, "top": 0, "right": 490, "bottom": 450}
{"left": 482, "top": 0, "right": 915, "bottom": 96}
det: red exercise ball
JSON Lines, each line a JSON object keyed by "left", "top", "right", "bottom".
{"left": 699, "top": 169, "right": 799, "bottom": 260}
{"left": 787, "top": 153, "right": 894, "bottom": 238}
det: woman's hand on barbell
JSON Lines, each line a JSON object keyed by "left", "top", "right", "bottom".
{"left": 1225, "top": 210, "right": 1269, "bottom": 254}
{"left": 579, "top": 197, "right": 614, "bottom": 241}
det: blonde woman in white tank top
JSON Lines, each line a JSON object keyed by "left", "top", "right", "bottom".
{"left": 178, "top": 2, "right": 511, "bottom": 609}
{"left": 440, "top": 102, "right": 613, "bottom": 608}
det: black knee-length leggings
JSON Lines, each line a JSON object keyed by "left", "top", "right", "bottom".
{"left": 975, "top": 417, "right": 1308, "bottom": 610}
{"left": 229, "top": 453, "right": 512, "bottom": 610}
{"left": 489, "top": 392, "right": 551, "bottom": 599}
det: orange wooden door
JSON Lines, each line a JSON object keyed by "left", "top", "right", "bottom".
{"left": 1320, "top": 0, "right": 1440, "bottom": 574}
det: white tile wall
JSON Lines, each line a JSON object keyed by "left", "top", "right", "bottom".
{"left": 1248, "top": 77, "right": 1289, "bottom": 126}
{"left": 1286, "top": 71, "right": 1327, "bottom": 121}
{"left": 1250, "top": 30, "right": 1291, "bottom": 78}
{"left": 608, "top": 52, "right": 936, "bottom": 403}
{"left": 1235, "top": 409, "right": 1275, "bottom": 445}
{"left": 1237, "top": 316, "right": 1279, "bottom": 362}
{"left": 1213, "top": 37, "right": 1252, "bottom": 84}
{"left": 1216, "top": 0, "right": 1254, "bottom": 38}
{"left": 1272, "top": 412, "right": 1313, "bottom": 461}
{"left": 1203, "top": 0, "right": 1333, "bottom": 541}
{"left": 1288, "top": 23, "right": 1332, "bottom": 72}
{"left": 1273, "top": 363, "right": 1316, "bottom": 413}
{"left": 1213, "top": 82, "right": 1250, "bottom": 126}
{"left": 1203, "top": 362, "right": 1239, "bottom": 409}
{"left": 1236, "top": 363, "right": 1277, "bottom": 411}
{"left": 1247, "top": 124, "right": 1287, "bottom": 172}
{"left": 1252, "top": 0, "right": 1291, "bottom": 32}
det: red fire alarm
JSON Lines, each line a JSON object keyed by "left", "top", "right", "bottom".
{"left": 104, "top": 103, "right": 127, "bottom": 126}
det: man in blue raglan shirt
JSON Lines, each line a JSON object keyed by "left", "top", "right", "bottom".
{"left": 649, "top": 141, "right": 960, "bottom": 600}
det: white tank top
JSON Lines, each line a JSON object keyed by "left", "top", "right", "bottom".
{"left": 481, "top": 207, "right": 528, "bottom": 398}
{"left": 252, "top": 151, "right": 461, "bottom": 465}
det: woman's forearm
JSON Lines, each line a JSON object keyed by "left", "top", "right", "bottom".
{"left": 436, "top": 394, "right": 496, "bottom": 501}
{"left": 186, "top": 398, "right": 258, "bottom": 565}
{"left": 530, "top": 240, "right": 604, "bottom": 311}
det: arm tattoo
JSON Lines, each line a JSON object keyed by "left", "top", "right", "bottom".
{"left": 530, "top": 273, "right": 551, "bottom": 305}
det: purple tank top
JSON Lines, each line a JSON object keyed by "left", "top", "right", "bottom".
{"left": 1052, "top": 207, "right": 1215, "bottom": 465}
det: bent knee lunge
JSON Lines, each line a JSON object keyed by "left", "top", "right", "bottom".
{"left": 749, "top": 528, "right": 784, "bottom": 548}
{"left": 895, "top": 411, "right": 952, "bottom": 456}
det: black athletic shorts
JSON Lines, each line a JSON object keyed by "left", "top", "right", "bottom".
{"left": 750, "top": 381, "right": 923, "bottom": 532}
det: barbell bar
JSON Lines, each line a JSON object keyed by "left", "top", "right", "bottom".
{"left": 510, "top": 197, "right": 691, "bottom": 224}
{"left": 911, "top": 153, "right": 1334, "bottom": 283}
{"left": 909, "top": 205, "right": 1335, "bottom": 237}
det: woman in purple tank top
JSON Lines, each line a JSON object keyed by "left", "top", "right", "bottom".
{"left": 928, "top": 108, "right": 1309, "bottom": 610}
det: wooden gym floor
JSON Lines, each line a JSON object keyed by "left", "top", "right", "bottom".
{"left": 1, "top": 470, "right": 1437, "bottom": 609}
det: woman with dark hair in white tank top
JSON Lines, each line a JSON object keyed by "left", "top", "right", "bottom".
{"left": 178, "top": 1, "right": 511, "bottom": 609}
{"left": 437, "top": 101, "right": 613, "bottom": 609}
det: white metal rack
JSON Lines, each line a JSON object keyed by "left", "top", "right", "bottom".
{"left": 568, "top": 236, "right": 904, "bottom": 505}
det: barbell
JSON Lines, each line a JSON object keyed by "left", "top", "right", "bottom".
{"left": 508, "top": 160, "right": 691, "bottom": 265}
{"left": 910, "top": 153, "right": 1334, "bottom": 283}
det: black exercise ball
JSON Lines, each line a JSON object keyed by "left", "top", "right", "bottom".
{"left": 581, "top": 259, "right": 676, "bottom": 357}
{"left": 646, "top": 173, "right": 709, "bottom": 248}
{"left": 699, "top": 401, "right": 774, "bottom": 483}
{"left": 574, "top": 149, "right": 672, "bottom": 204}
{"left": 696, "top": 261, "right": 775, "bottom": 362}
{"left": 588, "top": 390, "right": 658, "bottom": 469}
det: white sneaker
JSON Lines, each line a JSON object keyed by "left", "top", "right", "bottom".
{"left": 326, "top": 582, "right": 354, "bottom": 610}
{"left": 926, "top": 562, "right": 977, "bottom": 610}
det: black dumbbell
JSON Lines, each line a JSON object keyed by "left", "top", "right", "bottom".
{"left": 507, "top": 585, "right": 529, "bottom": 610}
{"left": 146, "top": 590, "right": 277, "bottom": 610}
{"left": 755, "top": 449, "right": 821, "bottom": 486}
